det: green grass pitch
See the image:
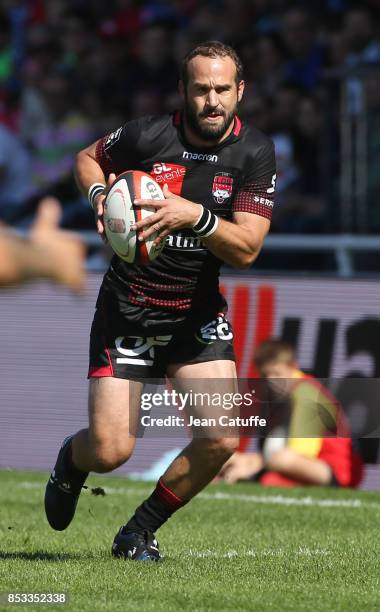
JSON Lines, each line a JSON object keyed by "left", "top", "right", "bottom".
{"left": 0, "top": 470, "right": 379, "bottom": 611}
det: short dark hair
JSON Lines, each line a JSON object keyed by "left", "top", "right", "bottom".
{"left": 254, "top": 339, "right": 295, "bottom": 370}
{"left": 181, "top": 40, "right": 244, "bottom": 88}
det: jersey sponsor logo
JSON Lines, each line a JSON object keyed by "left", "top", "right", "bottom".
{"left": 104, "top": 127, "right": 122, "bottom": 150}
{"left": 150, "top": 163, "right": 186, "bottom": 196}
{"left": 152, "top": 162, "right": 173, "bottom": 175}
{"left": 253, "top": 195, "right": 274, "bottom": 208}
{"left": 267, "top": 173, "right": 276, "bottom": 194}
{"left": 212, "top": 172, "right": 233, "bottom": 204}
{"left": 183, "top": 151, "right": 218, "bottom": 163}
{"left": 151, "top": 163, "right": 186, "bottom": 184}
{"left": 165, "top": 232, "right": 205, "bottom": 251}
{"left": 195, "top": 314, "right": 233, "bottom": 345}
{"left": 115, "top": 335, "right": 172, "bottom": 366}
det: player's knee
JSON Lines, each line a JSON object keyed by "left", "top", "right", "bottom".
{"left": 206, "top": 437, "right": 240, "bottom": 462}
{"left": 92, "top": 442, "right": 134, "bottom": 473}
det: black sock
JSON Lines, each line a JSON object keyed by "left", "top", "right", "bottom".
{"left": 125, "top": 479, "right": 188, "bottom": 534}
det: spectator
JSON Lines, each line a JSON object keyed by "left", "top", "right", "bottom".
{"left": 239, "top": 90, "right": 273, "bottom": 134}
{"left": 327, "top": 31, "right": 348, "bottom": 67}
{"left": 267, "top": 87, "right": 329, "bottom": 234}
{"left": 29, "top": 73, "right": 94, "bottom": 200}
{"left": 294, "top": 96, "right": 323, "bottom": 189}
{"left": 343, "top": 7, "right": 380, "bottom": 66}
{"left": 219, "top": 339, "right": 364, "bottom": 488}
{"left": 0, "top": 0, "right": 377, "bottom": 238}
{"left": 280, "top": 8, "right": 325, "bottom": 91}
{"left": 127, "top": 25, "right": 179, "bottom": 99}
{"left": 60, "top": 16, "right": 93, "bottom": 72}
{"left": 253, "top": 35, "right": 286, "bottom": 97}
{"left": 0, "top": 11, "right": 12, "bottom": 84}
{"left": 268, "top": 84, "right": 301, "bottom": 225}
{"left": 0, "top": 123, "right": 33, "bottom": 224}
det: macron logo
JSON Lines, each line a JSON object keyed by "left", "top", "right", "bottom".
{"left": 183, "top": 151, "right": 218, "bottom": 163}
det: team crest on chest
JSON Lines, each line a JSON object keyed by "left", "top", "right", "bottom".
{"left": 212, "top": 172, "right": 233, "bottom": 204}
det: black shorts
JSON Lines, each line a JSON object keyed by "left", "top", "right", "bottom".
{"left": 88, "top": 293, "right": 235, "bottom": 380}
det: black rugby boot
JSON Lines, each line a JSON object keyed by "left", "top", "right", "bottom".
{"left": 112, "top": 527, "right": 161, "bottom": 561}
{"left": 44, "top": 435, "right": 88, "bottom": 530}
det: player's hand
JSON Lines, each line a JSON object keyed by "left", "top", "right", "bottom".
{"left": 218, "top": 452, "right": 264, "bottom": 484}
{"left": 30, "top": 197, "right": 85, "bottom": 293}
{"left": 132, "top": 184, "right": 202, "bottom": 245}
{"left": 94, "top": 173, "right": 116, "bottom": 243}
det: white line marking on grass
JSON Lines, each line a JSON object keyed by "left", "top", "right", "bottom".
{"left": 17, "top": 481, "right": 380, "bottom": 510}
{"left": 199, "top": 491, "right": 380, "bottom": 509}
{"left": 186, "top": 547, "right": 331, "bottom": 559}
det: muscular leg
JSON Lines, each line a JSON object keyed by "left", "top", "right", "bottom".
{"left": 161, "top": 360, "right": 240, "bottom": 499}
{"left": 45, "top": 376, "right": 142, "bottom": 531}
{"left": 122, "top": 360, "right": 239, "bottom": 542}
{"left": 72, "top": 377, "right": 143, "bottom": 473}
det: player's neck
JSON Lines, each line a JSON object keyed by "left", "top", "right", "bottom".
{"left": 183, "top": 117, "right": 235, "bottom": 149}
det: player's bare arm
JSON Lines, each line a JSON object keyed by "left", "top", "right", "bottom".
{"left": 133, "top": 187, "right": 270, "bottom": 269}
{"left": 75, "top": 141, "right": 116, "bottom": 238}
{"left": 0, "top": 198, "right": 85, "bottom": 292}
{"left": 202, "top": 211, "right": 270, "bottom": 268}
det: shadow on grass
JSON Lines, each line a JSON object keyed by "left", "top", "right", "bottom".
{"left": 0, "top": 550, "right": 83, "bottom": 561}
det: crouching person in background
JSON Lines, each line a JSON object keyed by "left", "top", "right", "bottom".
{"left": 220, "top": 339, "right": 364, "bottom": 488}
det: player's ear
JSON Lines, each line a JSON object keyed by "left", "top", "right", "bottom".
{"left": 237, "top": 80, "right": 245, "bottom": 103}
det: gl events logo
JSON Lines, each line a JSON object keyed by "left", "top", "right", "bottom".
{"left": 151, "top": 163, "right": 186, "bottom": 184}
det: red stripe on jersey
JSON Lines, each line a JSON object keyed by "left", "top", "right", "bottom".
{"left": 129, "top": 278, "right": 192, "bottom": 292}
{"left": 233, "top": 116, "right": 242, "bottom": 136}
{"left": 105, "top": 347, "right": 114, "bottom": 376}
{"left": 128, "top": 292, "right": 192, "bottom": 310}
{"left": 88, "top": 365, "right": 113, "bottom": 377}
{"left": 173, "top": 111, "right": 181, "bottom": 127}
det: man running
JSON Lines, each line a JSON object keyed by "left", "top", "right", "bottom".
{"left": 44, "top": 41, "right": 276, "bottom": 561}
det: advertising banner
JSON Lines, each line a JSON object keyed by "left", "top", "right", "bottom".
{"left": 1, "top": 274, "right": 379, "bottom": 480}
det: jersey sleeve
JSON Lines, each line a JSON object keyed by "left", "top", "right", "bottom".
{"left": 95, "top": 118, "right": 145, "bottom": 177}
{"left": 232, "top": 139, "right": 276, "bottom": 220}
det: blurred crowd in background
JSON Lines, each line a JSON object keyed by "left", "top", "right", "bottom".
{"left": 1, "top": 0, "right": 380, "bottom": 236}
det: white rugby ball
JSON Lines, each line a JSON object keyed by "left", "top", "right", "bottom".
{"left": 103, "top": 170, "right": 165, "bottom": 264}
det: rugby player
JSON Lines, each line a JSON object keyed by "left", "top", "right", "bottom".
{"left": 44, "top": 41, "right": 276, "bottom": 560}
{"left": 220, "top": 339, "right": 364, "bottom": 488}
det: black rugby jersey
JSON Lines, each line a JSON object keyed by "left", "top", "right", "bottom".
{"left": 95, "top": 112, "right": 276, "bottom": 323}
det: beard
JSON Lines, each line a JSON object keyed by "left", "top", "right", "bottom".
{"left": 184, "top": 96, "right": 238, "bottom": 143}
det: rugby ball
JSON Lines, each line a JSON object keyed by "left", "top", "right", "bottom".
{"left": 103, "top": 170, "right": 165, "bottom": 264}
